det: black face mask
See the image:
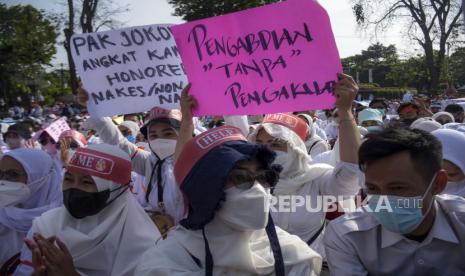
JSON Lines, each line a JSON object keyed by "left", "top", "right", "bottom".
{"left": 63, "top": 188, "right": 111, "bottom": 219}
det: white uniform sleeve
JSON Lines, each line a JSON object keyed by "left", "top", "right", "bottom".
{"left": 317, "top": 161, "right": 361, "bottom": 197}
{"left": 287, "top": 261, "right": 320, "bottom": 276}
{"left": 323, "top": 222, "right": 368, "bottom": 276}
{"left": 309, "top": 141, "right": 329, "bottom": 158}
{"left": 83, "top": 117, "right": 151, "bottom": 176}
{"left": 135, "top": 243, "right": 203, "bottom": 276}
{"left": 13, "top": 230, "right": 34, "bottom": 276}
{"left": 135, "top": 266, "right": 203, "bottom": 276}
{"left": 314, "top": 124, "right": 328, "bottom": 141}
{"left": 223, "top": 115, "right": 250, "bottom": 137}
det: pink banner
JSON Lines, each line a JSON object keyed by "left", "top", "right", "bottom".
{"left": 171, "top": 0, "right": 342, "bottom": 116}
{"left": 45, "top": 118, "right": 71, "bottom": 142}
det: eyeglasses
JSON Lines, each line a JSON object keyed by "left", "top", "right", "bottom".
{"left": 227, "top": 168, "right": 269, "bottom": 189}
{"left": 39, "top": 137, "right": 55, "bottom": 146}
{"left": 55, "top": 140, "right": 80, "bottom": 150}
{"left": 0, "top": 170, "right": 26, "bottom": 182}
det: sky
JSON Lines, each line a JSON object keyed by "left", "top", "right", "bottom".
{"left": 4, "top": 0, "right": 411, "bottom": 69}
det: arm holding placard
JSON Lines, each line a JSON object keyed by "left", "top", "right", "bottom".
{"left": 336, "top": 74, "right": 361, "bottom": 165}
{"left": 174, "top": 84, "right": 196, "bottom": 161}
{"left": 77, "top": 86, "right": 150, "bottom": 176}
{"left": 318, "top": 74, "right": 362, "bottom": 197}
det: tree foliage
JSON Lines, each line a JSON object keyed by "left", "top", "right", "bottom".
{"left": 343, "top": 43, "right": 464, "bottom": 92}
{"left": 351, "top": 0, "right": 464, "bottom": 91}
{"left": 0, "top": 4, "right": 58, "bottom": 105}
{"left": 449, "top": 46, "right": 465, "bottom": 85}
{"left": 168, "top": 0, "right": 278, "bottom": 21}
{"left": 63, "top": 0, "right": 129, "bottom": 94}
{"left": 342, "top": 43, "right": 400, "bottom": 86}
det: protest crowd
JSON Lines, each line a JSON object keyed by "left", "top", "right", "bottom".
{"left": 1, "top": 1, "right": 465, "bottom": 275}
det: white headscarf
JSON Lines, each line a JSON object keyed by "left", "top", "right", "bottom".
{"left": 444, "top": 122, "right": 465, "bottom": 133}
{"left": 249, "top": 124, "right": 332, "bottom": 195}
{"left": 432, "top": 129, "right": 465, "bottom": 197}
{"left": 30, "top": 144, "right": 160, "bottom": 276}
{"left": 410, "top": 118, "right": 443, "bottom": 133}
{"left": 120, "top": 120, "right": 140, "bottom": 136}
{"left": 0, "top": 148, "right": 62, "bottom": 233}
{"left": 432, "top": 129, "right": 465, "bottom": 174}
{"left": 433, "top": 112, "right": 455, "bottom": 123}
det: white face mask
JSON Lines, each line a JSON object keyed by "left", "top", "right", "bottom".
{"left": 149, "top": 138, "right": 177, "bottom": 160}
{"left": 444, "top": 180, "right": 465, "bottom": 195}
{"left": 216, "top": 182, "right": 270, "bottom": 231}
{"left": 0, "top": 180, "right": 31, "bottom": 207}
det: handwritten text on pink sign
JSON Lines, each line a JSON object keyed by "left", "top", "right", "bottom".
{"left": 172, "top": 0, "right": 342, "bottom": 115}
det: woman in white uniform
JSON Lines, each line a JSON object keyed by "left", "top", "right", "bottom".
{"left": 77, "top": 86, "right": 192, "bottom": 236}
{"left": 0, "top": 149, "right": 62, "bottom": 269}
{"left": 14, "top": 144, "right": 160, "bottom": 276}
{"left": 248, "top": 74, "right": 362, "bottom": 256}
{"left": 136, "top": 126, "right": 322, "bottom": 276}
{"left": 432, "top": 129, "right": 465, "bottom": 197}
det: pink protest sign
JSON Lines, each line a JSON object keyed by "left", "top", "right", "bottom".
{"left": 171, "top": 0, "right": 342, "bottom": 116}
{"left": 44, "top": 118, "right": 71, "bottom": 142}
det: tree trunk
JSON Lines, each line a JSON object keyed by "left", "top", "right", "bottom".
{"left": 81, "top": 0, "right": 99, "bottom": 33}
{"left": 421, "top": 34, "right": 437, "bottom": 92}
{"left": 64, "top": 0, "right": 78, "bottom": 94}
{"left": 463, "top": 0, "right": 465, "bottom": 25}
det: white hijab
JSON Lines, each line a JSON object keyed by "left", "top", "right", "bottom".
{"left": 249, "top": 124, "right": 332, "bottom": 195}
{"left": 432, "top": 129, "right": 465, "bottom": 196}
{"left": 432, "top": 129, "right": 465, "bottom": 174}
{"left": 32, "top": 174, "right": 160, "bottom": 276}
{"left": 120, "top": 120, "right": 140, "bottom": 136}
{"left": 171, "top": 215, "right": 321, "bottom": 275}
{"left": 0, "top": 148, "right": 62, "bottom": 233}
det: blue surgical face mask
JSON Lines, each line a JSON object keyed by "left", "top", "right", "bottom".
{"left": 126, "top": 135, "right": 136, "bottom": 144}
{"left": 366, "top": 125, "right": 383, "bottom": 134}
{"left": 376, "top": 108, "right": 386, "bottom": 117}
{"left": 367, "top": 173, "right": 436, "bottom": 234}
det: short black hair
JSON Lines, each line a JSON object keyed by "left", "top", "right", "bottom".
{"left": 369, "top": 98, "right": 388, "bottom": 109}
{"left": 397, "top": 102, "right": 420, "bottom": 114}
{"left": 445, "top": 104, "right": 464, "bottom": 114}
{"left": 358, "top": 128, "right": 442, "bottom": 182}
{"left": 5, "top": 123, "right": 32, "bottom": 140}
{"left": 123, "top": 113, "right": 141, "bottom": 120}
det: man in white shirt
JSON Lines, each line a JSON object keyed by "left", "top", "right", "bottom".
{"left": 324, "top": 128, "right": 465, "bottom": 275}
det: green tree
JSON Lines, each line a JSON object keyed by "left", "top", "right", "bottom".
{"left": 168, "top": 0, "right": 278, "bottom": 21}
{"left": 342, "top": 43, "right": 399, "bottom": 86}
{"left": 40, "top": 69, "right": 72, "bottom": 104}
{"left": 352, "top": 0, "right": 464, "bottom": 92}
{"left": 449, "top": 47, "right": 465, "bottom": 86}
{"left": 0, "top": 4, "right": 58, "bottom": 105}
{"left": 387, "top": 55, "right": 429, "bottom": 91}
